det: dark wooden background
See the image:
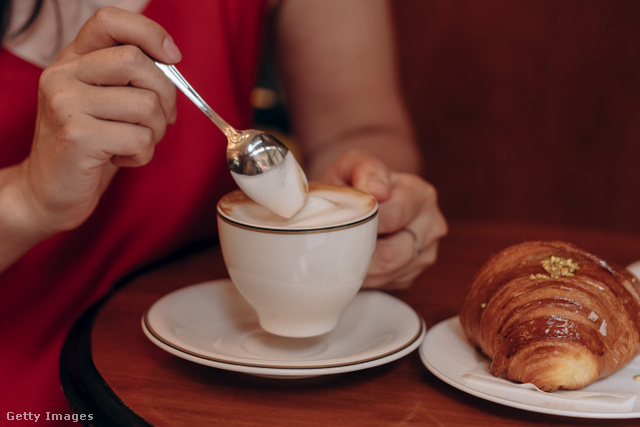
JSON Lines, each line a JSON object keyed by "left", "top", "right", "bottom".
{"left": 393, "top": 0, "right": 640, "bottom": 234}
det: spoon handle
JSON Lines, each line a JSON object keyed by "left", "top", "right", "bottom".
{"left": 155, "top": 62, "right": 241, "bottom": 141}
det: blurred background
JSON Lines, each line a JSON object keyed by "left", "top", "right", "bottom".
{"left": 254, "top": 0, "right": 640, "bottom": 234}
{"left": 393, "top": 0, "right": 640, "bottom": 234}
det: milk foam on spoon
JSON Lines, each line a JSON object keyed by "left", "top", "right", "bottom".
{"left": 230, "top": 151, "right": 308, "bottom": 219}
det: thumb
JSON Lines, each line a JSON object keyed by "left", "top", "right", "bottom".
{"left": 331, "top": 150, "right": 392, "bottom": 202}
{"left": 66, "top": 7, "right": 181, "bottom": 63}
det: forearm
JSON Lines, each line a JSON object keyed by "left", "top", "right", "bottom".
{"left": 0, "top": 164, "right": 53, "bottom": 273}
{"left": 275, "top": 0, "right": 421, "bottom": 179}
{"left": 301, "top": 122, "right": 422, "bottom": 180}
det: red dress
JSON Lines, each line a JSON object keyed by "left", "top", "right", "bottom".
{"left": 0, "top": 0, "right": 267, "bottom": 422}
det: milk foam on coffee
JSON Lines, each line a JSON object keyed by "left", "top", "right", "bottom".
{"left": 219, "top": 183, "right": 377, "bottom": 229}
{"left": 230, "top": 151, "right": 308, "bottom": 219}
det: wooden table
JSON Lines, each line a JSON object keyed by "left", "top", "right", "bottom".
{"left": 60, "top": 221, "right": 640, "bottom": 426}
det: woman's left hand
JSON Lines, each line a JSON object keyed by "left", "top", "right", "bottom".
{"left": 319, "top": 149, "right": 448, "bottom": 290}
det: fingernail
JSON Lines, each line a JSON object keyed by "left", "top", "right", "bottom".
{"left": 163, "top": 36, "right": 182, "bottom": 63}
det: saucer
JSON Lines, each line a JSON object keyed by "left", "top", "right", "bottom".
{"left": 142, "top": 279, "right": 425, "bottom": 378}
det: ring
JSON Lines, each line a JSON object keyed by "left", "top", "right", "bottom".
{"left": 399, "top": 228, "right": 420, "bottom": 260}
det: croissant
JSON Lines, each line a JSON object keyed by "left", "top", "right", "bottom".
{"left": 459, "top": 241, "right": 640, "bottom": 392}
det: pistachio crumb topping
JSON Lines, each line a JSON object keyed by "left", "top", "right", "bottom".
{"left": 530, "top": 273, "right": 549, "bottom": 280}
{"left": 634, "top": 374, "right": 640, "bottom": 381}
{"left": 540, "top": 255, "right": 579, "bottom": 278}
{"left": 480, "top": 302, "right": 487, "bottom": 309}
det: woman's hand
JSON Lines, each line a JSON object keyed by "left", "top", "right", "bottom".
{"left": 319, "top": 149, "right": 448, "bottom": 290}
{"left": 18, "top": 7, "right": 181, "bottom": 234}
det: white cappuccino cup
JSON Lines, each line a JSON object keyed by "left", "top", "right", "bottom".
{"left": 217, "top": 183, "right": 378, "bottom": 337}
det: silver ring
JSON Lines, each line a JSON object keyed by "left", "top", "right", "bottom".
{"left": 400, "top": 228, "right": 420, "bottom": 260}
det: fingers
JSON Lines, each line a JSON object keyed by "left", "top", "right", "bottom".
{"left": 39, "top": 63, "right": 171, "bottom": 168}
{"left": 37, "top": 108, "right": 158, "bottom": 169}
{"left": 78, "top": 112, "right": 159, "bottom": 167}
{"left": 87, "top": 85, "right": 169, "bottom": 139}
{"left": 64, "top": 6, "right": 181, "bottom": 64}
{"left": 103, "top": 122, "right": 157, "bottom": 168}
{"left": 363, "top": 173, "right": 448, "bottom": 290}
{"left": 363, "top": 232, "right": 441, "bottom": 290}
{"left": 55, "top": 21, "right": 178, "bottom": 124}
{"left": 57, "top": 7, "right": 179, "bottom": 123}
{"left": 75, "top": 64, "right": 174, "bottom": 139}
{"left": 36, "top": 7, "right": 181, "bottom": 169}
{"left": 319, "top": 150, "right": 447, "bottom": 289}
{"left": 376, "top": 173, "right": 441, "bottom": 234}
{"left": 322, "top": 149, "right": 392, "bottom": 202}
{"left": 77, "top": 45, "right": 178, "bottom": 124}
{"left": 20, "top": 7, "right": 182, "bottom": 235}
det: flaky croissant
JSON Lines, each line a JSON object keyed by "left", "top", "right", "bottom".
{"left": 459, "top": 241, "right": 640, "bottom": 392}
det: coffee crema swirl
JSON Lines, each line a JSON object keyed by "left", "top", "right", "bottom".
{"left": 218, "top": 183, "right": 377, "bottom": 230}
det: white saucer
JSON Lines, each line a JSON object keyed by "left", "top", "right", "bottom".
{"left": 420, "top": 316, "right": 640, "bottom": 419}
{"left": 142, "top": 279, "right": 425, "bottom": 378}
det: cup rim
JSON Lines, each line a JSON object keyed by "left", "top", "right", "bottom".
{"left": 217, "top": 184, "right": 378, "bottom": 234}
{"left": 217, "top": 209, "right": 378, "bottom": 234}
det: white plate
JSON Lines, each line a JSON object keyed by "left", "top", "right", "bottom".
{"left": 628, "top": 260, "right": 640, "bottom": 279}
{"left": 142, "top": 279, "right": 425, "bottom": 378}
{"left": 420, "top": 316, "right": 640, "bottom": 419}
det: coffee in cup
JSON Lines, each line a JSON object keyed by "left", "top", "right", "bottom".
{"left": 217, "top": 183, "right": 378, "bottom": 337}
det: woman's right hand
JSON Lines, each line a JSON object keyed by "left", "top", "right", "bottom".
{"left": 17, "top": 6, "right": 181, "bottom": 234}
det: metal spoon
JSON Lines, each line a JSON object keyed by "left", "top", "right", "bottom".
{"left": 155, "top": 62, "right": 308, "bottom": 218}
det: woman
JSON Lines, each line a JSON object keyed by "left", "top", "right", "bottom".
{"left": 0, "top": 0, "right": 446, "bottom": 421}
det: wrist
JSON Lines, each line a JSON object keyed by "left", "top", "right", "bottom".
{"left": 305, "top": 128, "right": 422, "bottom": 180}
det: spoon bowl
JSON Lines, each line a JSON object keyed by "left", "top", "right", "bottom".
{"left": 155, "top": 62, "right": 308, "bottom": 218}
{"left": 226, "top": 129, "right": 288, "bottom": 175}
